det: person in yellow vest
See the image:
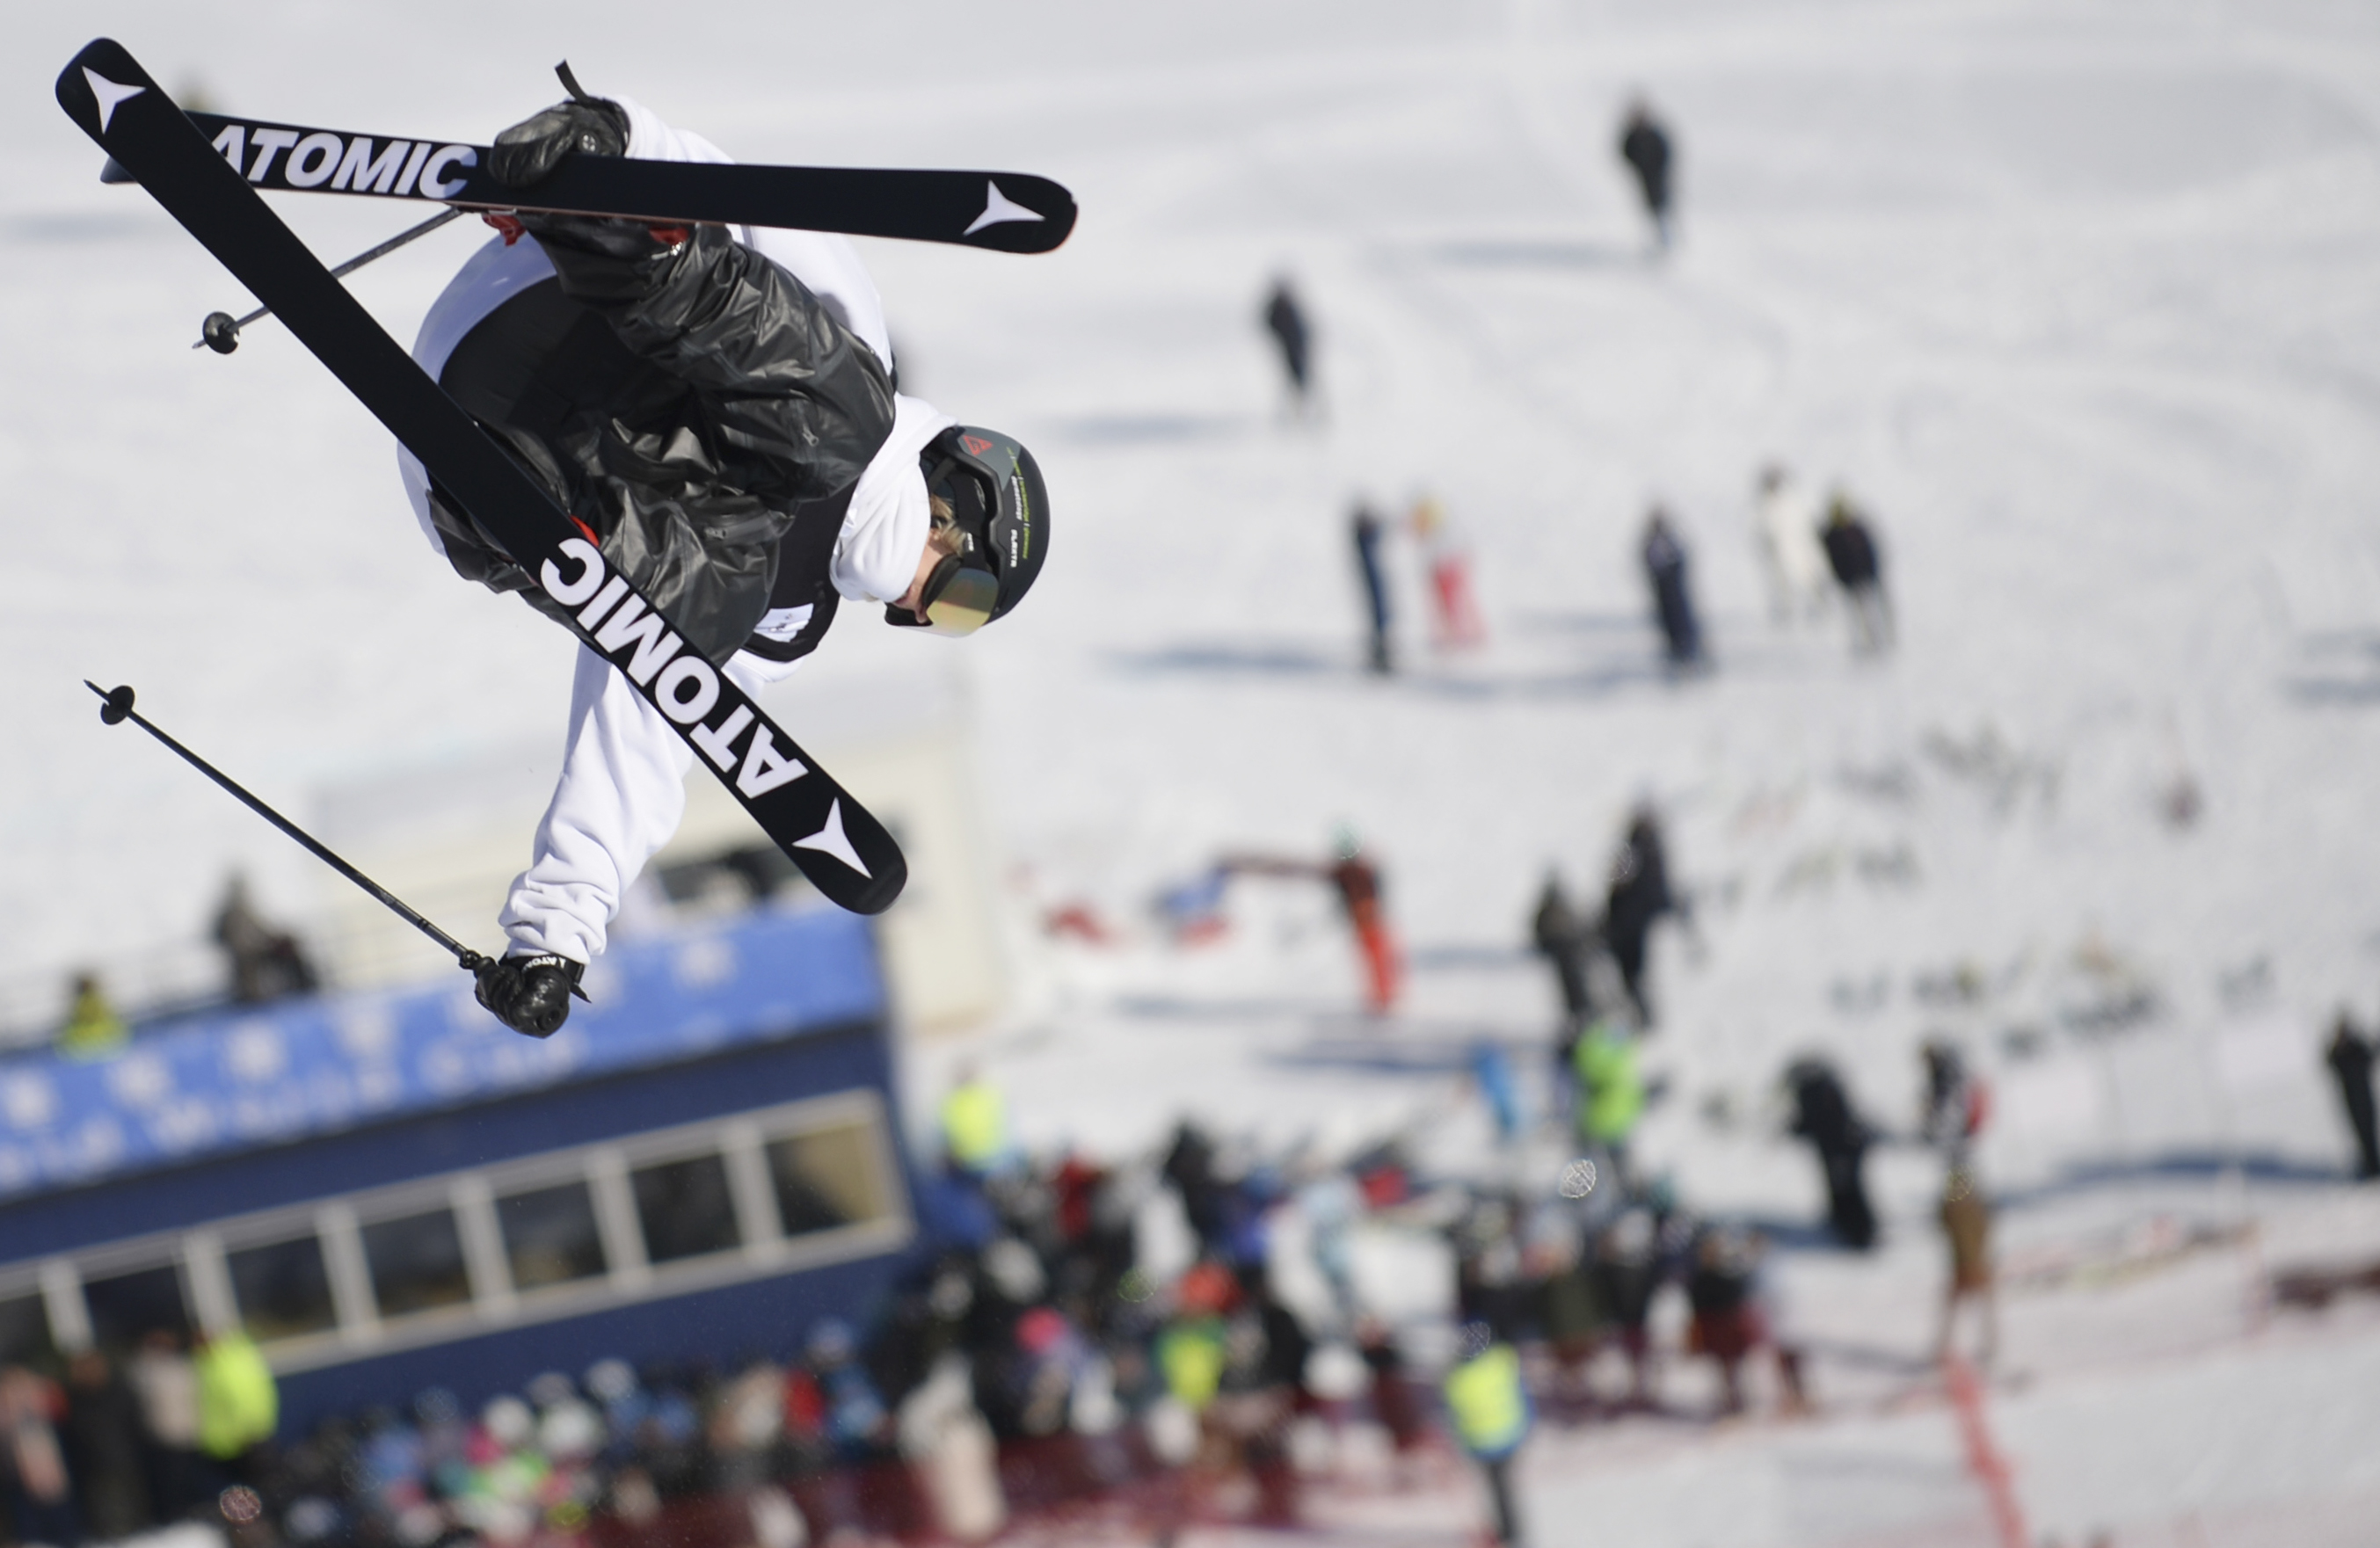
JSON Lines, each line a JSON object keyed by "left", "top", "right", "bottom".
{"left": 1443, "top": 1322, "right": 1531, "bottom": 1546}
{"left": 1573, "top": 1020, "right": 1645, "bottom": 1182}
{"left": 939, "top": 1065, "right": 1010, "bottom": 1179}
{"left": 57, "top": 971, "right": 128, "bottom": 1060}
{"left": 194, "top": 1328, "right": 279, "bottom": 1481}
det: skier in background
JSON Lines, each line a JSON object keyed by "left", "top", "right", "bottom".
{"left": 1222, "top": 829, "right": 1403, "bottom": 1014}
{"left": 395, "top": 81, "right": 1049, "bottom": 1036}
{"left": 1261, "top": 276, "right": 1315, "bottom": 419}
{"left": 1787, "top": 1058, "right": 1876, "bottom": 1249}
{"left": 1641, "top": 507, "right": 1703, "bottom": 671}
{"left": 1351, "top": 500, "right": 1394, "bottom": 674}
{"left": 1617, "top": 97, "right": 1676, "bottom": 251}
{"left": 1752, "top": 463, "right": 1830, "bottom": 625}
{"left": 2325, "top": 1011, "right": 2380, "bottom": 1180}
{"left": 1408, "top": 492, "right": 1484, "bottom": 649}
{"left": 1821, "top": 491, "right": 1893, "bottom": 655}
{"left": 1602, "top": 805, "right": 1682, "bottom": 1029}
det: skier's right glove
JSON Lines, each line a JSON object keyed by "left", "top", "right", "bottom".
{"left": 489, "top": 97, "right": 629, "bottom": 188}
{"left": 474, "top": 952, "right": 584, "bottom": 1038}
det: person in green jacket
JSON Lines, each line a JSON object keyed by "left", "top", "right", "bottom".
{"left": 1444, "top": 1323, "right": 1531, "bottom": 1545}
{"left": 194, "top": 1329, "right": 278, "bottom": 1478}
{"left": 1573, "top": 1020, "right": 1645, "bottom": 1180}
{"left": 57, "top": 972, "right": 127, "bottom": 1059}
{"left": 939, "top": 1065, "right": 1010, "bottom": 1178}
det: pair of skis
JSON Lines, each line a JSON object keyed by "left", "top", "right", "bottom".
{"left": 58, "top": 39, "right": 1076, "bottom": 919}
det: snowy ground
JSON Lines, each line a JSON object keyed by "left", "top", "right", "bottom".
{"left": 7, "top": 0, "right": 2380, "bottom": 1541}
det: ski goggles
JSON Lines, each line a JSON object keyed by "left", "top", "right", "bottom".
{"left": 906, "top": 552, "right": 1001, "bottom": 636}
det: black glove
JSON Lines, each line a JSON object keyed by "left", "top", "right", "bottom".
{"left": 475, "top": 952, "right": 584, "bottom": 1037}
{"left": 489, "top": 97, "right": 629, "bottom": 188}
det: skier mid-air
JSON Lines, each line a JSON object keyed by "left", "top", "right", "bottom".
{"left": 397, "top": 84, "right": 1050, "bottom": 1037}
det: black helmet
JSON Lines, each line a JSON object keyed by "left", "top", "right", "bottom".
{"left": 885, "top": 425, "right": 1049, "bottom": 636}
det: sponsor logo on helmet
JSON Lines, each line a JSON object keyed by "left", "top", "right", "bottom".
{"left": 961, "top": 434, "right": 993, "bottom": 457}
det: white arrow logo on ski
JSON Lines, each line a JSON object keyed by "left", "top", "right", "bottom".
{"left": 84, "top": 69, "right": 144, "bottom": 132}
{"left": 793, "top": 798, "right": 871, "bottom": 878}
{"left": 964, "top": 180, "right": 1043, "bottom": 236}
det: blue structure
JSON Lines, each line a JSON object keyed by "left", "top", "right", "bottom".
{"left": 0, "top": 905, "right": 915, "bottom": 1430}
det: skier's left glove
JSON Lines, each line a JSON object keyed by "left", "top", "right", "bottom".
{"left": 475, "top": 952, "right": 584, "bottom": 1038}
{"left": 489, "top": 98, "right": 629, "bottom": 188}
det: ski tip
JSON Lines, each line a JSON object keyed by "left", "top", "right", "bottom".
{"left": 58, "top": 40, "right": 147, "bottom": 144}
{"left": 85, "top": 680, "right": 136, "bottom": 725}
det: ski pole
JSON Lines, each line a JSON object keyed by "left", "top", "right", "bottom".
{"left": 82, "top": 680, "right": 586, "bottom": 1001}
{"left": 193, "top": 206, "right": 464, "bottom": 353}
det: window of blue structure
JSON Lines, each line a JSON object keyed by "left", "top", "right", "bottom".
{"left": 83, "top": 1263, "right": 191, "bottom": 1353}
{"left": 0, "top": 1290, "right": 50, "bottom": 1366}
{"left": 226, "top": 1235, "right": 337, "bottom": 1341}
{"left": 361, "top": 1209, "right": 472, "bottom": 1318}
{"left": 766, "top": 1117, "right": 888, "bottom": 1235}
{"left": 496, "top": 1181, "right": 608, "bottom": 1290}
{"left": 631, "top": 1152, "right": 741, "bottom": 1263}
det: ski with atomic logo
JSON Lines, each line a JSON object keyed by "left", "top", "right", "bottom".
{"left": 98, "top": 106, "right": 1075, "bottom": 254}
{"left": 57, "top": 38, "right": 907, "bottom": 915}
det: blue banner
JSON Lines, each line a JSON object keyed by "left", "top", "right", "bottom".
{"left": 0, "top": 906, "right": 884, "bottom": 1200}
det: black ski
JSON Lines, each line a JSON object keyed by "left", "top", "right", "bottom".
{"left": 100, "top": 106, "right": 1074, "bottom": 255}
{"left": 59, "top": 38, "right": 907, "bottom": 915}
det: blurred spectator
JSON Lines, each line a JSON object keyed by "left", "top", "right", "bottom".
{"left": 1261, "top": 277, "right": 1314, "bottom": 418}
{"left": 2325, "top": 1011, "right": 2379, "bottom": 1181}
{"left": 213, "top": 873, "right": 318, "bottom": 1006}
{"left": 63, "top": 1349, "right": 150, "bottom": 1539}
{"left": 195, "top": 1328, "right": 279, "bottom": 1482}
{"left": 1937, "top": 1166, "right": 1997, "bottom": 1367}
{"left": 1354, "top": 1317, "right": 1427, "bottom": 1470}
{"left": 1617, "top": 96, "right": 1676, "bottom": 250}
{"left": 1571, "top": 1021, "right": 1645, "bottom": 1184}
{"left": 1685, "top": 1226, "right": 1764, "bottom": 1417}
{"left": 1442, "top": 1324, "right": 1529, "bottom": 1546}
{"left": 130, "top": 1328, "right": 203, "bottom": 1521}
{"left": 1408, "top": 494, "right": 1483, "bottom": 649}
{"left": 57, "top": 971, "right": 126, "bottom": 1060}
{"left": 4, "top": 1363, "right": 78, "bottom": 1547}
{"left": 1602, "top": 805, "right": 1681, "bottom": 1028}
{"left": 1472, "top": 1043, "right": 1523, "bottom": 1145}
{"left": 1532, "top": 870, "right": 1592, "bottom": 1034}
{"left": 941, "top": 1065, "right": 1012, "bottom": 1180}
{"left": 1753, "top": 463, "right": 1830, "bottom": 625}
{"left": 1919, "top": 1039, "right": 1990, "bottom": 1167}
{"left": 1641, "top": 506, "right": 1702, "bottom": 670}
{"left": 1821, "top": 492, "right": 1893, "bottom": 655}
{"left": 1590, "top": 1210, "right": 1662, "bottom": 1407}
{"left": 1787, "top": 1059, "right": 1876, "bottom": 1249}
{"left": 1351, "top": 501, "right": 1394, "bottom": 674}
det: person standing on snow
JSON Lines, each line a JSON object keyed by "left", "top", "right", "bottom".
{"left": 1261, "top": 276, "right": 1315, "bottom": 418}
{"left": 1786, "top": 1058, "right": 1876, "bottom": 1250}
{"left": 1601, "top": 805, "right": 1682, "bottom": 1028}
{"left": 1821, "top": 491, "right": 1893, "bottom": 655}
{"left": 1641, "top": 507, "right": 1702, "bottom": 671}
{"left": 1617, "top": 97, "right": 1676, "bottom": 251}
{"left": 1221, "top": 829, "right": 1403, "bottom": 1014}
{"left": 1752, "top": 463, "right": 1830, "bottom": 625}
{"left": 2325, "top": 1011, "right": 2380, "bottom": 1181}
{"left": 1408, "top": 492, "right": 1484, "bottom": 649}
{"left": 1443, "top": 1323, "right": 1531, "bottom": 1547}
{"left": 1531, "top": 870, "right": 1592, "bottom": 1034}
{"left": 1350, "top": 500, "right": 1394, "bottom": 673}
{"left": 396, "top": 82, "right": 1050, "bottom": 1037}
